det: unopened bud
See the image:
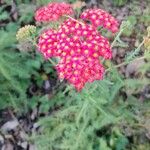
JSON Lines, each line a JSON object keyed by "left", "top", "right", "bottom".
{"left": 16, "top": 25, "right": 36, "bottom": 42}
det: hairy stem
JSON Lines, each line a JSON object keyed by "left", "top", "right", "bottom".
{"left": 63, "top": 15, "right": 85, "bottom": 25}
{"left": 48, "top": 58, "right": 57, "bottom": 66}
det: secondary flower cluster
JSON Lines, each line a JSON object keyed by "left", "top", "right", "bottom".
{"left": 36, "top": 3, "right": 119, "bottom": 91}
{"left": 35, "top": 2, "right": 73, "bottom": 22}
{"left": 81, "top": 9, "right": 119, "bottom": 33}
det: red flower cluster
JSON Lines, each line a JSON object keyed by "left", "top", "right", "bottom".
{"left": 81, "top": 9, "right": 119, "bottom": 33}
{"left": 35, "top": 2, "right": 73, "bottom": 22}
{"left": 38, "top": 19, "right": 112, "bottom": 91}
{"left": 37, "top": 4, "right": 119, "bottom": 91}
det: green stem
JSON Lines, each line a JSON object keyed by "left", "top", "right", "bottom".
{"left": 89, "top": 96, "right": 109, "bottom": 117}
{"left": 76, "top": 100, "right": 88, "bottom": 127}
{"left": 111, "top": 28, "right": 124, "bottom": 48}
{"left": 73, "top": 115, "right": 88, "bottom": 150}
{"left": 48, "top": 58, "right": 56, "bottom": 66}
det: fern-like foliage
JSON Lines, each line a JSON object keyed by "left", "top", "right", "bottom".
{"left": 30, "top": 69, "right": 132, "bottom": 150}
{"left": 0, "top": 22, "right": 42, "bottom": 112}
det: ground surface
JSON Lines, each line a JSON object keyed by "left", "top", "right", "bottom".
{"left": 0, "top": 0, "right": 150, "bottom": 150}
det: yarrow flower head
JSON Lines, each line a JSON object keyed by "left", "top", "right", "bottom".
{"left": 35, "top": 2, "right": 73, "bottom": 22}
{"left": 38, "top": 19, "right": 112, "bottom": 91}
{"left": 16, "top": 25, "right": 36, "bottom": 42}
{"left": 36, "top": 5, "right": 119, "bottom": 91}
{"left": 80, "top": 9, "right": 119, "bottom": 33}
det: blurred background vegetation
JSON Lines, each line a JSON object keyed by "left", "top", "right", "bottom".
{"left": 0, "top": 0, "right": 150, "bottom": 150}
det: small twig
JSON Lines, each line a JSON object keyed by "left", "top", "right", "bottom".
{"left": 133, "top": 123, "right": 149, "bottom": 129}
{"left": 105, "top": 55, "right": 147, "bottom": 73}
{"left": 106, "top": 39, "right": 146, "bottom": 73}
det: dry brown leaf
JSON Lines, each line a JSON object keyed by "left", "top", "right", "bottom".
{"left": 72, "top": 1, "right": 86, "bottom": 9}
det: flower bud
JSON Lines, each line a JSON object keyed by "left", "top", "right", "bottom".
{"left": 144, "top": 26, "right": 150, "bottom": 50}
{"left": 144, "top": 37, "right": 150, "bottom": 50}
{"left": 16, "top": 25, "right": 36, "bottom": 42}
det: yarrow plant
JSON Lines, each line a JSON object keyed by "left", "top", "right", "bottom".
{"left": 18, "top": 2, "right": 119, "bottom": 91}
{"left": 13, "top": 2, "right": 150, "bottom": 150}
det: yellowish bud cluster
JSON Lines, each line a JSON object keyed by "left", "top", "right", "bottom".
{"left": 16, "top": 25, "right": 36, "bottom": 42}
{"left": 144, "top": 26, "right": 150, "bottom": 50}
{"left": 144, "top": 37, "right": 150, "bottom": 50}
{"left": 147, "top": 26, "right": 150, "bottom": 37}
